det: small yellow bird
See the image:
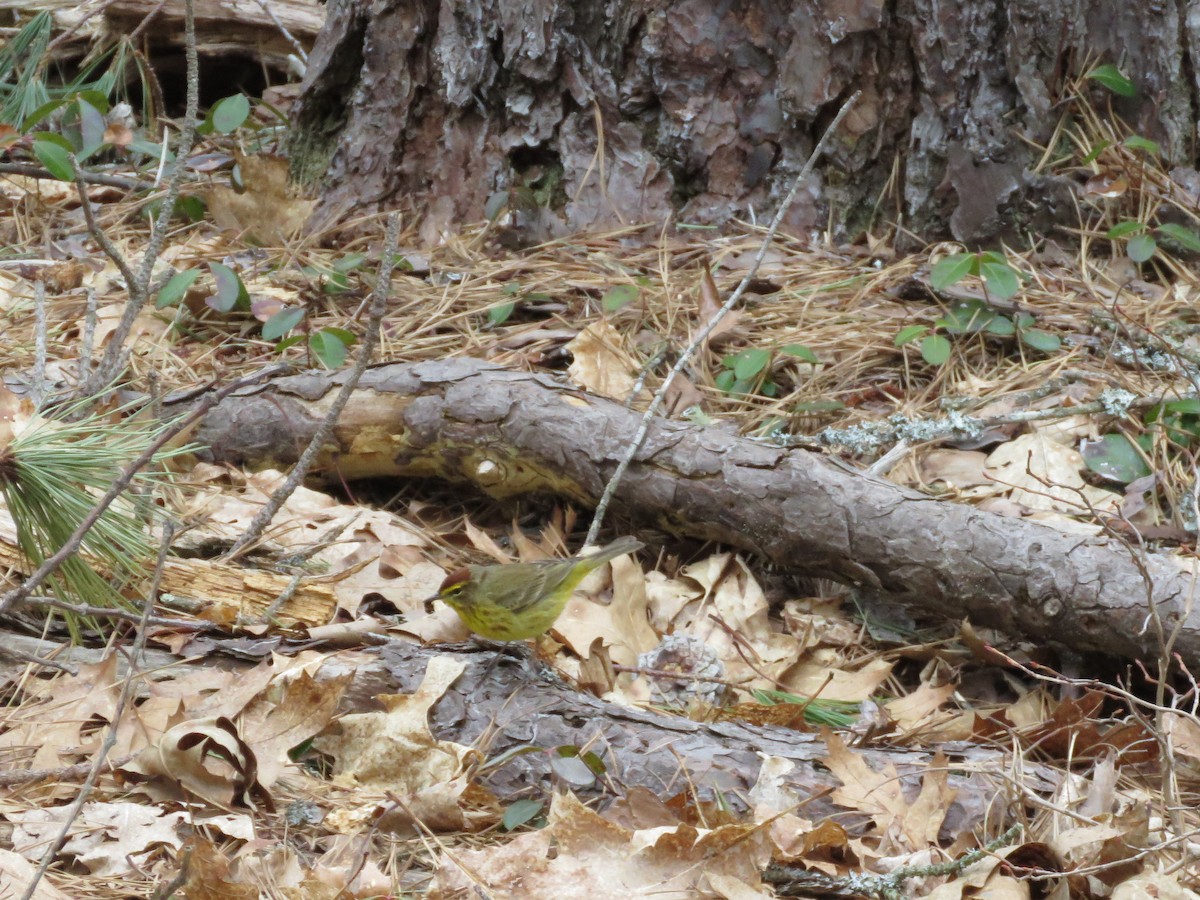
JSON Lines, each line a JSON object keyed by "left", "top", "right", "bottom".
{"left": 431, "top": 536, "right": 644, "bottom": 641}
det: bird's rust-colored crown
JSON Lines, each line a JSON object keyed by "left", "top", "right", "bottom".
{"left": 439, "top": 567, "right": 472, "bottom": 592}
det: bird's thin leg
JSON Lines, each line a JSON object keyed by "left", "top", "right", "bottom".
{"left": 471, "top": 637, "right": 553, "bottom": 681}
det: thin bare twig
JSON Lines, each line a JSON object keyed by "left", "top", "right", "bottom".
{"left": 0, "top": 755, "right": 136, "bottom": 789}
{"left": 0, "top": 162, "right": 153, "bottom": 192}
{"left": 79, "top": 0, "right": 202, "bottom": 396}
{"left": 224, "top": 213, "right": 404, "bottom": 562}
{"left": 19, "top": 523, "right": 175, "bottom": 900}
{"left": 22, "top": 594, "right": 208, "bottom": 631}
{"left": 584, "top": 91, "right": 861, "bottom": 548}
{"left": 253, "top": 0, "right": 309, "bottom": 65}
{"left": 32, "top": 279, "right": 47, "bottom": 404}
{"left": 0, "top": 644, "right": 75, "bottom": 674}
{"left": 79, "top": 286, "right": 98, "bottom": 381}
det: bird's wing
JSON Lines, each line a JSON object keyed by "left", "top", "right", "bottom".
{"left": 504, "top": 566, "right": 556, "bottom": 615}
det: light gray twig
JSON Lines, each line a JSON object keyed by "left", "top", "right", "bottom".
{"left": 223, "top": 213, "right": 403, "bottom": 563}
{"left": 584, "top": 92, "right": 862, "bottom": 548}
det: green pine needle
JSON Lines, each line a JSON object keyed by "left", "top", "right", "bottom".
{"left": 0, "top": 398, "right": 194, "bottom": 633}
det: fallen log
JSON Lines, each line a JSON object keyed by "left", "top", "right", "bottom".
{"left": 0, "top": 0, "right": 325, "bottom": 73}
{"left": 319, "top": 641, "right": 1056, "bottom": 836}
{"left": 179, "top": 357, "right": 1200, "bottom": 669}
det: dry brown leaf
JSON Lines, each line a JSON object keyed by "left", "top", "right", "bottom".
{"left": 239, "top": 669, "right": 349, "bottom": 787}
{"left": 179, "top": 837, "right": 259, "bottom": 900}
{"left": 1112, "top": 872, "right": 1200, "bottom": 899}
{"left": 1162, "top": 711, "right": 1200, "bottom": 773}
{"left": 122, "top": 716, "right": 271, "bottom": 812}
{"left": 984, "top": 432, "right": 1120, "bottom": 514}
{"left": 670, "top": 552, "right": 801, "bottom": 689}
{"left": 697, "top": 259, "right": 742, "bottom": 347}
{"left": 8, "top": 801, "right": 185, "bottom": 876}
{"left": 313, "top": 655, "right": 474, "bottom": 832}
{"left": 0, "top": 655, "right": 121, "bottom": 770}
{"left": 553, "top": 554, "right": 655, "bottom": 666}
{"left": 430, "top": 790, "right": 770, "bottom": 898}
{"left": 916, "top": 449, "right": 998, "bottom": 494}
{"left": 566, "top": 319, "right": 641, "bottom": 401}
{"left": 206, "top": 153, "right": 315, "bottom": 244}
{"left": 823, "top": 731, "right": 953, "bottom": 851}
{"left": 780, "top": 656, "right": 893, "bottom": 703}
{"left": 884, "top": 682, "right": 958, "bottom": 733}
{"left": 0, "top": 848, "right": 73, "bottom": 899}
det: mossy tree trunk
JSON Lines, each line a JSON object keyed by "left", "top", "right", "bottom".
{"left": 290, "top": 0, "right": 1197, "bottom": 244}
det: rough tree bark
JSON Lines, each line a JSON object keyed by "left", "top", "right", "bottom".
{"left": 1, "top": 632, "right": 1055, "bottom": 832}
{"left": 328, "top": 642, "right": 1058, "bottom": 833}
{"left": 182, "top": 358, "right": 1200, "bottom": 671}
{"left": 289, "top": 0, "right": 1196, "bottom": 244}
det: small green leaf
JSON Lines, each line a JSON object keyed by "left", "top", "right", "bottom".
{"left": 155, "top": 269, "right": 200, "bottom": 308}
{"left": 332, "top": 253, "right": 366, "bottom": 273}
{"left": 485, "top": 191, "right": 509, "bottom": 220}
{"left": 548, "top": 754, "right": 595, "bottom": 786}
{"left": 1087, "top": 64, "right": 1135, "bottom": 97}
{"left": 75, "top": 90, "right": 109, "bottom": 115}
{"left": 579, "top": 750, "right": 607, "bottom": 777}
{"left": 501, "top": 799, "right": 544, "bottom": 831}
{"left": 715, "top": 370, "right": 737, "bottom": 393}
{"left": 733, "top": 348, "right": 771, "bottom": 380}
{"left": 984, "top": 315, "right": 1016, "bottom": 336}
{"left": 1162, "top": 399, "right": 1200, "bottom": 416}
{"left": 781, "top": 343, "right": 818, "bottom": 363}
{"left": 1127, "top": 233, "right": 1157, "bottom": 262}
{"left": 980, "top": 261, "right": 1019, "bottom": 300}
{"left": 262, "top": 307, "right": 305, "bottom": 341}
{"left": 310, "top": 329, "right": 350, "bottom": 368}
{"left": 33, "top": 137, "right": 73, "bottom": 181}
{"left": 1156, "top": 223, "right": 1200, "bottom": 252}
{"left": 24, "top": 99, "right": 66, "bottom": 130}
{"left": 128, "top": 138, "right": 173, "bottom": 160}
{"left": 274, "top": 334, "right": 304, "bottom": 351}
{"left": 761, "top": 380, "right": 778, "bottom": 397}
{"left": 930, "top": 253, "right": 976, "bottom": 290}
{"left": 322, "top": 326, "right": 356, "bottom": 346}
{"left": 211, "top": 94, "right": 251, "bottom": 134}
{"left": 940, "top": 299, "right": 995, "bottom": 334}
{"left": 75, "top": 97, "right": 106, "bottom": 159}
{"left": 1106, "top": 220, "right": 1145, "bottom": 239}
{"left": 321, "top": 272, "right": 351, "bottom": 294}
{"left": 175, "top": 195, "right": 206, "bottom": 222}
{"left": 1080, "top": 434, "right": 1151, "bottom": 484}
{"left": 206, "top": 262, "right": 248, "bottom": 313}
{"left": 1124, "top": 135, "right": 1160, "bottom": 156}
{"left": 920, "top": 334, "right": 952, "bottom": 366}
{"left": 488, "top": 302, "right": 515, "bottom": 326}
{"left": 894, "top": 325, "right": 928, "bottom": 346}
{"left": 794, "top": 399, "right": 846, "bottom": 413}
{"left": 1018, "top": 328, "right": 1061, "bottom": 353}
{"left": 601, "top": 283, "right": 639, "bottom": 312}
{"left": 1080, "top": 140, "right": 1111, "bottom": 165}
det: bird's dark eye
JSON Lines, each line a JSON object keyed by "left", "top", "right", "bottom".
{"left": 438, "top": 567, "right": 471, "bottom": 596}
